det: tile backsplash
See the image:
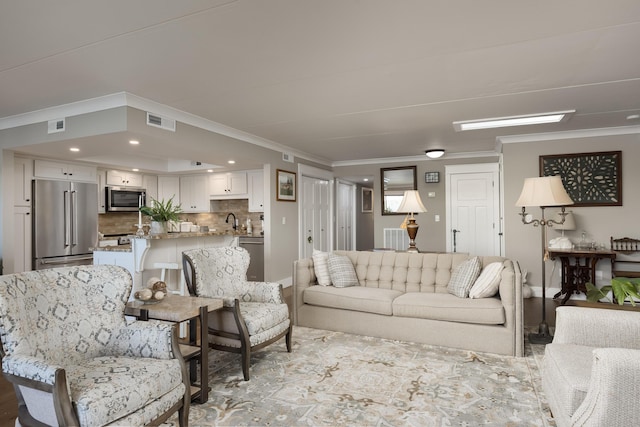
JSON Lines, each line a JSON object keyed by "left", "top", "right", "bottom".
{"left": 99, "top": 199, "right": 263, "bottom": 236}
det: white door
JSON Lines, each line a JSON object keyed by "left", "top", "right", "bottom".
{"left": 446, "top": 163, "right": 502, "bottom": 256}
{"left": 301, "top": 175, "right": 331, "bottom": 258}
{"left": 336, "top": 180, "right": 355, "bottom": 250}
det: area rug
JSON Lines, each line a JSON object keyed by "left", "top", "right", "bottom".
{"left": 167, "top": 327, "right": 555, "bottom": 426}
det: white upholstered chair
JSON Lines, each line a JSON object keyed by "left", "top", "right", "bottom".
{"left": 0, "top": 265, "right": 190, "bottom": 426}
{"left": 542, "top": 306, "right": 640, "bottom": 427}
{"left": 182, "top": 247, "right": 292, "bottom": 381}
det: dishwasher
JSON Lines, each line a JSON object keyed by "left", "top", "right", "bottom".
{"left": 239, "top": 236, "right": 264, "bottom": 281}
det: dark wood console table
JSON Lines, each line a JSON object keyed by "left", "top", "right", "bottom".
{"left": 547, "top": 248, "right": 616, "bottom": 305}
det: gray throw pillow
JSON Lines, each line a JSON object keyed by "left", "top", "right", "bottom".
{"left": 327, "top": 253, "right": 359, "bottom": 288}
{"left": 447, "top": 256, "right": 482, "bottom": 298}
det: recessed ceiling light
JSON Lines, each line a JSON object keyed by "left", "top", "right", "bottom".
{"left": 627, "top": 114, "right": 640, "bottom": 120}
{"left": 453, "top": 110, "right": 574, "bottom": 131}
{"left": 228, "top": 160, "right": 236, "bottom": 164}
{"left": 425, "top": 149, "right": 445, "bottom": 158}
{"left": 207, "top": 169, "right": 214, "bottom": 173}
{"left": 69, "top": 147, "right": 80, "bottom": 152}
{"left": 363, "top": 178, "right": 369, "bottom": 182}
{"left": 132, "top": 168, "right": 139, "bottom": 172}
{"left": 129, "top": 140, "right": 139, "bottom": 145}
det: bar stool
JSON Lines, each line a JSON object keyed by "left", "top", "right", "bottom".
{"left": 153, "top": 262, "right": 187, "bottom": 337}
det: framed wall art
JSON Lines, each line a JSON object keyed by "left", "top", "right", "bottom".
{"left": 361, "top": 187, "right": 373, "bottom": 213}
{"left": 276, "top": 169, "right": 296, "bottom": 202}
{"left": 424, "top": 171, "right": 440, "bottom": 183}
{"left": 539, "top": 150, "right": 622, "bottom": 206}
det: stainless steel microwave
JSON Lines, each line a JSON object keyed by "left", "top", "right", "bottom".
{"left": 106, "top": 187, "right": 146, "bottom": 212}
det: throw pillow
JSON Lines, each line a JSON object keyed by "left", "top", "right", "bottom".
{"left": 327, "top": 253, "right": 359, "bottom": 288}
{"left": 312, "top": 249, "right": 332, "bottom": 286}
{"left": 447, "top": 256, "right": 482, "bottom": 298}
{"left": 469, "top": 262, "right": 504, "bottom": 298}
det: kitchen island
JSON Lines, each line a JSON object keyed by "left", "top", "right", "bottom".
{"left": 93, "top": 232, "right": 239, "bottom": 295}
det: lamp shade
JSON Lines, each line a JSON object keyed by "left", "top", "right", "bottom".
{"left": 515, "top": 176, "right": 573, "bottom": 207}
{"left": 397, "top": 190, "right": 427, "bottom": 214}
{"left": 553, "top": 211, "right": 576, "bottom": 231}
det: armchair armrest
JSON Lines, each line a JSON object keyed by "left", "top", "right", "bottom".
{"left": 107, "top": 319, "right": 177, "bottom": 359}
{"left": 245, "top": 281, "right": 285, "bottom": 304}
{"left": 571, "top": 347, "right": 640, "bottom": 426}
{"left": 2, "top": 355, "right": 61, "bottom": 385}
{"left": 553, "top": 306, "right": 640, "bottom": 349}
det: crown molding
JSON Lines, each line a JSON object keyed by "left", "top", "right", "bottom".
{"left": 331, "top": 150, "right": 499, "bottom": 167}
{"left": 497, "top": 125, "right": 640, "bottom": 146}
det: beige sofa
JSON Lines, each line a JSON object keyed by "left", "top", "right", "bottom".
{"left": 293, "top": 251, "right": 524, "bottom": 357}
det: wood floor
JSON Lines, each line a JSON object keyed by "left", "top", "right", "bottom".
{"left": 0, "top": 374, "right": 17, "bottom": 425}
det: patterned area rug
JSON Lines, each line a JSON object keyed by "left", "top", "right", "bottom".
{"left": 167, "top": 327, "right": 555, "bottom": 426}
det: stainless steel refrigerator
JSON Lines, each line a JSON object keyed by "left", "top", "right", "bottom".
{"left": 33, "top": 179, "right": 98, "bottom": 270}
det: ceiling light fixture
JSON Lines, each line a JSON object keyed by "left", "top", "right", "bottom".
{"left": 132, "top": 168, "right": 139, "bottom": 172}
{"left": 228, "top": 160, "right": 236, "bottom": 164}
{"left": 129, "top": 140, "right": 139, "bottom": 145}
{"left": 69, "top": 147, "right": 80, "bottom": 152}
{"left": 453, "top": 110, "right": 574, "bottom": 131}
{"left": 425, "top": 149, "right": 445, "bottom": 159}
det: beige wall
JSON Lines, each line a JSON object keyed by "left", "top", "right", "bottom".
{"left": 503, "top": 133, "right": 640, "bottom": 291}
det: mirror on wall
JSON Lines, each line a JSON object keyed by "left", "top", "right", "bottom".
{"left": 380, "top": 166, "right": 417, "bottom": 215}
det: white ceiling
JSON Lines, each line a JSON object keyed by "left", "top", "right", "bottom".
{"left": 1, "top": 0, "right": 640, "bottom": 171}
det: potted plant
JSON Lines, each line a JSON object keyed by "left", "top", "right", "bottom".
{"left": 139, "top": 196, "right": 182, "bottom": 234}
{"left": 586, "top": 277, "right": 640, "bottom": 306}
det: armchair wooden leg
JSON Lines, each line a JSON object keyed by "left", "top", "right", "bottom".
{"left": 241, "top": 346, "right": 251, "bottom": 381}
{"left": 286, "top": 325, "right": 293, "bottom": 353}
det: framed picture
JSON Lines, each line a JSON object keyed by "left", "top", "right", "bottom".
{"left": 425, "top": 171, "right": 440, "bottom": 183}
{"left": 539, "top": 151, "right": 622, "bottom": 206}
{"left": 276, "top": 169, "right": 296, "bottom": 202}
{"left": 361, "top": 187, "right": 373, "bottom": 212}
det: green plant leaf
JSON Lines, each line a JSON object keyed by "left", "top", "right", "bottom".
{"left": 585, "top": 282, "right": 612, "bottom": 303}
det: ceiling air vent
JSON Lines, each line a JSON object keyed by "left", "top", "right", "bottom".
{"left": 146, "top": 112, "right": 176, "bottom": 132}
{"left": 47, "top": 118, "right": 65, "bottom": 134}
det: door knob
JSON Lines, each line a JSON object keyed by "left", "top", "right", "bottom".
{"left": 307, "top": 236, "right": 313, "bottom": 243}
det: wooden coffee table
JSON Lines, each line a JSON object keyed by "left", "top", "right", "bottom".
{"left": 125, "top": 295, "right": 223, "bottom": 404}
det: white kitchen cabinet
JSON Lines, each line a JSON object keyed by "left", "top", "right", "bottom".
{"left": 157, "top": 176, "right": 180, "bottom": 205}
{"left": 13, "top": 206, "right": 32, "bottom": 273}
{"left": 180, "top": 175, "right": 210, "bottom": 212}
{"left": 97, "top": 170, "right": 107, "bottom": 213}
{"left": 106, "top": 170, "right": 143, "bottom": 187}
{"left": 247, "top": 170, "right": 264, "bottom": 212}
{"left": 14, "top": 157, "right": 33, "bottom": 206}
{"left": 34, "top": 159, "right": 96, "bottom": 182}
{"left": 143, "top": 175, "right": 158, "bottom": 207}
{"left": 209, "top": 172, "right": 247, "bottom": 197}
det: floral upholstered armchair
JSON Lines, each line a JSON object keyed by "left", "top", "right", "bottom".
{"left": 0, "top": 265, "right": 189, "bottom": 427}
{"left": 182, "top": 247, "right": 292, "bottom": 381}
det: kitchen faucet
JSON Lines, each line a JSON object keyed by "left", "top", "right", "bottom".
{"left": 225, "top": 212, "right": 237, "bottom": 231}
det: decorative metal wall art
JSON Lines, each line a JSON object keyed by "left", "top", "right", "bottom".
{"left": 539, "top": 151, "right": 622, "bottom": 206}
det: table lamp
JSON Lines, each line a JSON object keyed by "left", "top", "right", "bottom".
{"left": 398, "top": 190, "right": 427, "bottom": 253}
{"left": 516, "top": 176, "right": 573, "bottom": 344}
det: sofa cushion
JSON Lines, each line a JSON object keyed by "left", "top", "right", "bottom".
{"left": 542, "top": 344, "right": 594, "bottom": 419}
{"left": 303, "top": 285, "right": 403, "bottom": 315}
{"left": 447, "top": 256, "right": 482, "bottom": 298}
{"left": 312, "top": 249, "right": 332, "bottom": 286}
{"left": 328, "top": 253, "right": 359, "bottom": 288}
{"left": 392, "top": 292, "right": 505, "bottom": 324}
{"left": 469, "top": 262, "right": 504, "bottom": 299}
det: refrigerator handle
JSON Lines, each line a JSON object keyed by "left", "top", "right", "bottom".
{"left": 71, "top": 190, "right": 78, "bottom": 246}
{"left": 64, "top": 190, "right": 71, "bottom": 247}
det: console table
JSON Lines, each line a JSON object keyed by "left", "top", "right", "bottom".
{"left": 547, "top": 248, "right": 616, "bottom": 305}
{"left": 125, "top": 295, "right": 223, "bottom": 404}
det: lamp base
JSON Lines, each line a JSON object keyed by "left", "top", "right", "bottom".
{"left": 528, "top": 322, "right": 553, "bottom": 344}
{"left": 406, "top": 218, "right": 419, "bottom": 253}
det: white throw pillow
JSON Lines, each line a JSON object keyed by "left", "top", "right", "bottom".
{"left": 469, "top": 262, "right": 504, "bottom": 299}
{"left": 447, "top": 256, "right": 482, "bottom": 298}
{"left": 327, "top": 253, "right": 359, "bottom": 288}
{"left": 312, "top": 249, "right": 332, "bottom": 286}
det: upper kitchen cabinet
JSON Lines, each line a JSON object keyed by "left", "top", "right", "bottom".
{"left": 247, "top": 170, "right": 264, "bottom": 212}
{"left": 209, "top": 172, "right": 247, "bottom": 198}
{"left": 97, "top": 170, "right": 107, "bottom": 213}
{"left": 180, "top": 175, "right": 210, "bottom": 212}
{"left": 157, "top": 176, "right": 180, "bottom": 205}
{"left": 143, "top": 175, "right": 158, "bottom": 206}
{"left": 34, "top": 159, "right": 96, "bottom": 182}
{"left": 106, "top": 170, "right": 143, "bottom": 187}
{"left": 13, "top": 157, "right": 33, "bottom": 206}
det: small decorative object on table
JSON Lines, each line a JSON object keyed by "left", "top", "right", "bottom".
{"left": 134, "top": 277, "right": 168, "bottom": 304}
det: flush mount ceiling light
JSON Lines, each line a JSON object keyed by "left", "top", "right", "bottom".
{"left": 425, "top": 149, "right": 445, "bottom": 159}
{"left": 453, "top": 110, "right": 575, "bottom": 131}
{"left": 129, "top": 140, "right": 140, "bottom": 145}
